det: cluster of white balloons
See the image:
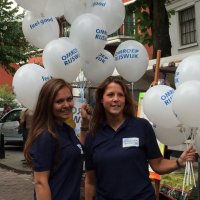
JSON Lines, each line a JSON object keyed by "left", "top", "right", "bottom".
{"left": 12, "top": 0, "right": 149, "bottom": 111}
{"left": 143, "top": 54, "right": 200, "bottom": 155}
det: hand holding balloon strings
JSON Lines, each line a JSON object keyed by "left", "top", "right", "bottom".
{"left": 80, "top": 102, "right": 92, "bottom": 129}
{"left": 180, "top": 128, "right": 197, "bottom": 196}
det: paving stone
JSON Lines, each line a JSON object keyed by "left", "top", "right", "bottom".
{"left": 0, "top": 167, "right": 34, "bottom": 200}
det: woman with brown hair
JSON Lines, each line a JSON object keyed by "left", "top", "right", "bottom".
{"left": 84, "top": 76, "right": 195, "bottom": 200}
{"left": 24, "top": 78, "right": 90, "bottom": 200}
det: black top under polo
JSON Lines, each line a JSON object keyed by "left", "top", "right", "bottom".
{"left": 30, "top": 123, "right": 83, "bottom": 200}
{"left": 85, "top": 117, "right": 162, "bottom": 200}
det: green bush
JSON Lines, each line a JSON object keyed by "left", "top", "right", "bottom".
{"left": 0, "top": 85, "right": 19, "bottom": 108}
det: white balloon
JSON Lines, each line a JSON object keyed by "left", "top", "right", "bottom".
{"left": 43, "top": 0, "right": 65, "bottom": 17}
{"left": 14, "top": 0, "right": 48, "bottom": 14}
{"left": 143, "top": 85, "right": 180, "bottom": 128}
{"left": 43, "top": 37, "right": 83, "bottom": 83}
{"left": 12, "top": 64, "right": 51, "bottom": 110}
{"left": 90, "top": 0, "right": 125, "bottom": 35}
{"left": 114, "top": 40, "right": 149, "bottom": 82}
{"left": 86, "top": 0, "right": 93, "bottom": 8}
{"left": 172, "top": 80, "right": 200, "bottom": 128}
{"left": 63, "top": 0, "right": 88, "bottom": 24}
{"left": 175, "top": 55, "right": 200, "bottom": 88}
{"left": 70, "top": 13, "right": 107, "bottom": 63}
{"left": 83, "top": 50, "right": 115, "bottom": 85}
{"left": 22, "top": 12, "right": 59, "bottom": 49}
{"left": 153, "top": 125, "right": 190, "bottom": 146}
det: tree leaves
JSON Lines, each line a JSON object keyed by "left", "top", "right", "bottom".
{"left": 0, "top": 85, "right": 18, "bottom": 108}
{"left": 0, "top": 0, "right": 40, "bottom": 75}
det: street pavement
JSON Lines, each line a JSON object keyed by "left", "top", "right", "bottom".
{"left": 0, "top": 147, "right": 31, "bottom": 174}
{"left": 0, "top": 147, "right": 85, "bottom": 200}
{"left": 0, "top": 167, "right": 34, "bottom": 200}
{"left": 0, "top": 147, "right": 34, "bottom": 200}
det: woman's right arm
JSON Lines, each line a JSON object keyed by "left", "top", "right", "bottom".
{"left": 85, "top": 170, "right": 96, "bottom": 200}
{"left": 34, "top": 171, "right": 51, "bottom": 200}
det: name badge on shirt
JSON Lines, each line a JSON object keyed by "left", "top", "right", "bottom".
{"left": 122, "top": 137, "right": 139, "bottom": 148}
{"left": 77, "top": 144, "right": 83, "bottom": 154}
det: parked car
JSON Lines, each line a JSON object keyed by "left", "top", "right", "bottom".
{"left": 0, "top": 108, "right": 3, "bottom": 116}
{"left": 0, "top": 108, "right": 24, "bottom": 145}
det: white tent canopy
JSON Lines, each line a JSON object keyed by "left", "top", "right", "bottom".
{"left": 148, "top": 50, "right": 200, "bottom": 70}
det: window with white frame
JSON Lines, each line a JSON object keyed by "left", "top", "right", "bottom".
{"left": 179, "top": 6, "right": 196, "bottom": 46}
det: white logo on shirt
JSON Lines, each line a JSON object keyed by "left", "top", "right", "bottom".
{"left": 77, "top": 144, "right": 83, "bottom": 154}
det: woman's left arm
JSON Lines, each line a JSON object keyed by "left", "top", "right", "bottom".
{"left": 34, "top": 171, "right": 51, "bottom": 200}
{"left": 149, "top": 145, "right": 196, "bottom": 175}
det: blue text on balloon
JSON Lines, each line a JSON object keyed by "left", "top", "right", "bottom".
{"left": 160, "top": 89, "right": 174, "bottom": 106}
{"left": 114, "top": 49, "right": 139, "bottom": 61}
{"left": 30, "top": 17, "right": 54, "bottom": 29}
{"left": 42, "top": 76, "right": 51, "bottom": 81}
{"left": 61, "top": 48, "right": 80, "bottom": 66}
{"left": 96, "top": 53, "right": 108, "bottom": 64}
{"left": 95, "top": 29, "right": 107, "bottom": 41}
{"left": 174, "top": 71, "right": 180, "bottom": 84}
{"left": 92, "top": 2, "right": 106, "bottom": 7}
{"left": 115, "top": 49, "right": 139, "bottom": 55}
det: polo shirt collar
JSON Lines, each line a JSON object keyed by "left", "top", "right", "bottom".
{"left": 55, "top": 122, "right": 69, "bottom": 132}
{"left": 101, "top": 117, "right": 132, "bottom": 131}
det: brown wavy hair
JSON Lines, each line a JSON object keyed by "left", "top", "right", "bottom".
{"left": 24, "top": 78, "right": 72, "bottom": 167}
{"left": 90, "top": 76, "right": 136, "bottom": 135}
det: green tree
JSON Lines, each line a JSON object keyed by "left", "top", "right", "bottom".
{"left": 127, "top": 0, "right": 174, "bottom": 58}
{"left": 149, "top": 0, "right": 174, "bottom": 58}
{"left": 0, "top": 85, "right": 19, "bottom": 108}
{"left": 0, "top": 0, "right": 39, "bottom": 74}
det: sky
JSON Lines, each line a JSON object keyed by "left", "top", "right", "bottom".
{"left": 10, "top": 0, "right": 24, "bottom": 13}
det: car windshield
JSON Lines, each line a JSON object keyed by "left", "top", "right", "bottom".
{"left": 1, "top": 109, "right": 21, "bottom": 123}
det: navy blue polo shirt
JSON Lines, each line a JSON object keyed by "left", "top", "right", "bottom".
{"left": 30, "top": 123, "right": 83, "bottom": 200}
{"left": 85, "top": 117, "right": 162, "bottom": 200}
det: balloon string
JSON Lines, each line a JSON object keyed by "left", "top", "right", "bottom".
{"left": 182, "top": 162, "right": 187, "bottom": 197}
{"left": 191, "top": 161, "right": 196, "bottom": 187}
{"left": 131, "top": 82, "right": 134, "bottom": 98}
{"left": 77, "top": 69, "right": 86, "bottom": 103}
{"left": 181, "top": 127, "right": 197, "bottom": 197}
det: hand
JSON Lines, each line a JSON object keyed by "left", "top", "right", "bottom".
{"left": 178, "top": 145, "right": 196, "bottom": 167}
{"left": 80, "top": 102, "right": 92, "bottom": 127}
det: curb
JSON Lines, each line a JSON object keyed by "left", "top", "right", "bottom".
{"left": 0, "top": 162, "right": 32, "bottom": 175}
